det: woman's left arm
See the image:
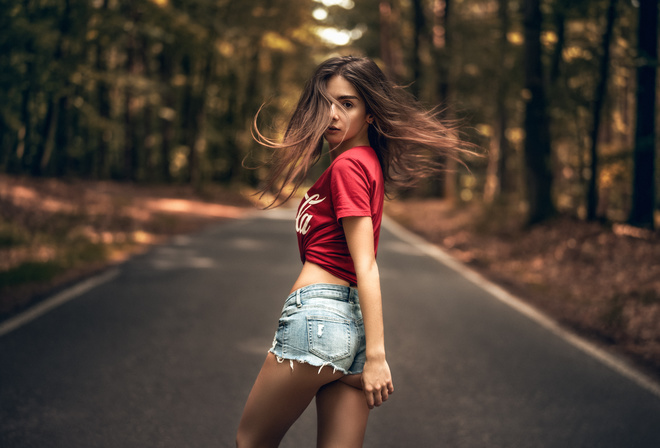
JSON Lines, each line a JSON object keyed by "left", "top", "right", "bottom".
{"left": 342, "top": 216, "right": 394, "bottom": 409}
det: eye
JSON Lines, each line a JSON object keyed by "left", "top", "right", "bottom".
{"left": 343, "top": 101, "right": 354, "bottom": 109}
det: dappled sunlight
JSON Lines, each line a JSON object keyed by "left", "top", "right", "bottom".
{"left": 230, "top": 238, "right": 266, "bottom": 251}
{"left": 3, "top": 184, "right": 76, "bottom": 214}
{"left": 0, "top": 175, "right": 251, "bottom": 313}
{"left": 314, "top": 0, "right": 354, "bottom": 8}
{"left": 140, "top": 198, "right": 245, "bottom": 219}
{"left": 151, "top": 247, "right": 215, "bottom": 270}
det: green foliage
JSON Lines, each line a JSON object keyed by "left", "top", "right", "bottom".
{"left": 0, "top": 0, "right": 332, "bottom": 183}
{"left": 0, "top": 0, "right": 655, "bottom": 226}
{"left": 368, "top": 0, "right": 655, "bottom": 225}
{"left": 0, "top": 217, "right": 31, "bottom": 248}
{"left": 0, "top": 261, "right": 64, "bottom": 289}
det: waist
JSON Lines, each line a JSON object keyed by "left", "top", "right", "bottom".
{"left": 290, "top": 261, "right": 351, "bottom": 293}
{"left": 285, "top": 283, "right": 359, "bottom": 307}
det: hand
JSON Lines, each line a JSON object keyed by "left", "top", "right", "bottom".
{"left": 361, "top": 358, "right": 394, "bottom": 409}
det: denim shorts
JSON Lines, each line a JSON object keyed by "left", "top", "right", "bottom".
{"left": 269, "top": 283, "right": 366, "bottom": 375}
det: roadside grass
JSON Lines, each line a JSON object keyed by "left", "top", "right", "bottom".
{"left": 0, "top": 175, "right": 252, "bottom": 317}
{"left": 0, "top": 261, "right": 65, "bottom": 289}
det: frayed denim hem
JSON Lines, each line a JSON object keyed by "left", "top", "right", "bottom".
{"left": 268, "top": 347, "right": 352, "bottom": 375}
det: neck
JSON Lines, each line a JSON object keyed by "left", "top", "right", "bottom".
{"left": 329, "top": 140, "right": 369, "bottom": 161}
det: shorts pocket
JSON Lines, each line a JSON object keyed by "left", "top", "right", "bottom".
{"left": 307, "top": 315, "right": 352, "bottom": 362}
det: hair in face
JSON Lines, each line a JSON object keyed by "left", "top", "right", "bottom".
{"left": 253, "top": 56, "right": 472, "bottom": 206}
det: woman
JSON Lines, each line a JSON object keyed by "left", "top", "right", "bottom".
{"left": 236, "top": 56, "right": 468, "bottom": 447}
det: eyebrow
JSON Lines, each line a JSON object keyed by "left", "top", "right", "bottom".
{"left": 337, "top": 95, "right": 359, "bottom": 101}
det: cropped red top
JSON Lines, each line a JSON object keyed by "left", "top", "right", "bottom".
{"left": 295, "top": 146, "right": 385, "bottom": 285}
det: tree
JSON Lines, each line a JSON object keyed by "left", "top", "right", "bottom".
{"left": 522, "top": 0, "right": 555, "bottom": 224}
{"left": 379, "top": 1, "right": 406, "bottom": 82}
{"left": 484, "top": 0, "right": 512, "bottom": 203}
{"left": 586, "top": 0, "right": 618, "bottom": 221}
{"left": 628, "top": 0, "right": 658, "bottom": 229}
{"left": 411, "top": 0, "right": 427, "bottom": 99}
{"left": 431, "top": 0, "right": 453, "bottom": 198}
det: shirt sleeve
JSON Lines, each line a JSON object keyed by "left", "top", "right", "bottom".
{"left": 330, "top": 157, "right": 372, "bottom": 222}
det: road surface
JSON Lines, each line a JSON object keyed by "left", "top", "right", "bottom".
{"left": 1, "top": 209, "right": 660, "bottom": 447}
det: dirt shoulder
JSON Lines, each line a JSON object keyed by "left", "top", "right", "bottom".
{"left": 0, "top": 175, "right": 255, "bottom": 318}
{"left": 385, "top": 199, "right": 660, "bottom": 381}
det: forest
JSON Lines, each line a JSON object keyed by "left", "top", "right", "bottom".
{"left": 0, "top": 0, "right": 657, "bottom": 229}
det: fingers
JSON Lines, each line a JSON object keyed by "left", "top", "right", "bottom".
{"left": 363, "top": 380, "right": 394, "bottom": 409}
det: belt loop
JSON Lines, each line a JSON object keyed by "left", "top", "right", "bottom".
{"left": 349, "top": 287, "right": 356, "bottom": 304}
{"left": 296, "top": 289, "right": 302, "bottom": 308}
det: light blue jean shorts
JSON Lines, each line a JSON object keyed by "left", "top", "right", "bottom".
{"left": 269, "top": 283, "right": 366, "bottom": 375}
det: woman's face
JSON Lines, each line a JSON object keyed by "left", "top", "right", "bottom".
{"left": 324, "top": 75, "right": 372, "bottom": 156}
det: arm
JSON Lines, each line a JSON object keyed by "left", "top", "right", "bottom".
{"left": 342, "top": 216, "right": 394, "bottom": 409}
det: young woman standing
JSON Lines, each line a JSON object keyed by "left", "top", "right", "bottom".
{"left": 236, "top": 56, "right": 468, "bottom": 447}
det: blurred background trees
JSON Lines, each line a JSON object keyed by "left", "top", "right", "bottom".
{"left": 0, "top": 0, "right": 657, "bottom": 229}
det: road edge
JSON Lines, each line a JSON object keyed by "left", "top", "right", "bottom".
{"left": 0, "top": 268, "right": 120, "bottom": 338}
{"left": 382, "top": 215, "right": 660, "bottom": 399}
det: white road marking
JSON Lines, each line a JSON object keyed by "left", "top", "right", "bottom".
{"left": 382, "top": 215, "right": 660, "bottom": 399}
{"left": 0, "top": 268, "right": 120, "bottom": 338}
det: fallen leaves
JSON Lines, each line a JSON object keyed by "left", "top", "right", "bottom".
{"left": 385, "top": 198, "right": 660, "bottom": 377}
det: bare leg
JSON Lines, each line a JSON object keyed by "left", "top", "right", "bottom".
{"left": 236, "top": 353, "right": 344, "bottom": 448}
{"left": 339, "top": 374, "right": 363, "bottom": 390}
{"left": 316, "top": 380, "right": 370, "bottom": 448}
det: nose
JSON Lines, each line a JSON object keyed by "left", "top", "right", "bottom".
{"left": 330, "top": 103, "right": 339, "bottom": 121}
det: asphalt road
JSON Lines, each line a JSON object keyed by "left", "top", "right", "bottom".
{"left": 1, "top": 209, "right": 660, "bottom": 448}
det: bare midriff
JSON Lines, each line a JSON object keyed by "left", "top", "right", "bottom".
{"left": 290, "top": 261, "right": 350, "bottom": 293}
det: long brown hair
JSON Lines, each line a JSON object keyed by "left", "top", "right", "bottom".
{"left": 252, "top": 56, "right": 474, "bottom": 206}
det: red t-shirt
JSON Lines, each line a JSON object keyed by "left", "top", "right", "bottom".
{"left": 295, "top": 146, "right": 385, "bottom": 285}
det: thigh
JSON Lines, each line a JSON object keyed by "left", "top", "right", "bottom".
{"left": 237, "top": 353, "right": 344, "bottom": 448}
{"left": 316, "top": 380, "right": 370, "bottom": 448}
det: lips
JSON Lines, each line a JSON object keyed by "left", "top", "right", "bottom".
{"left": 327, "top": 126, "right": 340, "bottom": 132}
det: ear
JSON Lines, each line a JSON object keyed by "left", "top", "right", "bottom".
{"left": 366, "top": 114, "right": 374, "bottom": 124}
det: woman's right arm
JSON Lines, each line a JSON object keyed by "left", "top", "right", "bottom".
{"left": 342, "top": 216, "right": 394, "bottom": 409}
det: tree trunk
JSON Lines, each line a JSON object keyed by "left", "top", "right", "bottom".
{"left": 628, "top": 0, "right": 658, "bottom": 229}
{"left": 586, "top": 0, "right": 617, "bottom": 221}
{"left": 190, "top": 52, "right": 214, "bottom": 188}
{"left": 411, "top": 0, "right": 426, "bottom": 99}
{"left": 15, "top": 60, "right": 33, "bottom": 174}
{"left": 379, "top": 1, "right": 395, "bottom": 79}
{"left": 223, "top": 69, "right": 240, "bottom": 184}
{"left": 53, "top": 94, "right": 70, "bottom": 176}
{"left": 181, "top": 54, "right": 196, "bottom": 184}
{"left": 429, "top": 0, "right": 452, "bottom": 198}
{"left": 159, "top": 49, "right": 174, "bottom": 183}
{"left": 442, "top": 0, "right": 455, "bottom": 199}
{"left": 33, "top": 96, "right": 58, "bottom": 176}
{"left": 522, "top": 0, "right": 555, "bottom": 225}
{"left": 550, "top": 0, "right": 567, "bottom": 85}
{"left": 33, "top": 0, "right": 72, "bottom": 176}
{"left": 0, "top": 114, "right": 10, "bottom": 170}
{"left": 124, "top": 16, "right": 139, "bottom": 181}
{"left": 140, "top": 35, "right": 156, "bottom": 182}
{"left": 95, "top": 0, "right": 111, "bottom": 179}
{"left": 485, "top": 0, "right": 512, "bottom": 203}
{"left": 379, "top": 1, "right": 404, "bottom": 82}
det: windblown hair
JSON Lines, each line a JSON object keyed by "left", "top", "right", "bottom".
{"left": 252, "top": 56, "right": 474, "bottom": 206}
